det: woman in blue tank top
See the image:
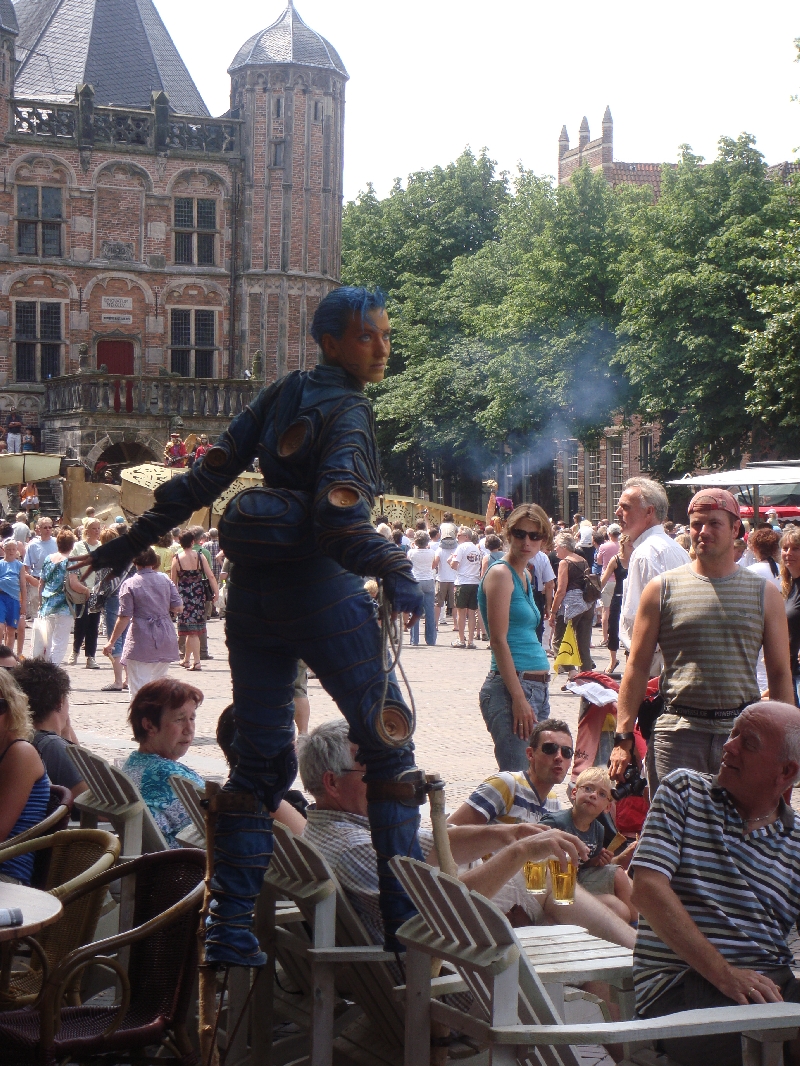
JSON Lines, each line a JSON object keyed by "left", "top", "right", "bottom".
{"left": 0, "top": 670, "right": 50, "bottom": 884}
{"left": 477, "top": 504, "right": 552, "bottom": 771}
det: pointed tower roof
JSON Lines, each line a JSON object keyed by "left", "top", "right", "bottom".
{"left": 12, "top": 0, "right": 209, "bottom": 114}
{"left": 602, "top": 105, "right": 613, "bottom": 124}
{"left": 229, "top": 1, "right": 347, "bottom": 78}
{"left": 559, "top": 125, "right": 569, "bottom": 142}
{"left": 0, "top": 0, "right": 17, "bottom": 37}
{"left": 579, "top": 115, "right": 590, "bottom": 132}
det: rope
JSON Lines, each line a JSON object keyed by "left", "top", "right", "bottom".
{"left": 377, "top": 580, "right": 417, "bottom": 724}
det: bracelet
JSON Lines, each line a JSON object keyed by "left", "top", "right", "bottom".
{"left": 613, "top": 732, "right": 635, "bottom": 748}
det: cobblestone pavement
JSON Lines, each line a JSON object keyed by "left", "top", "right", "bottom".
{"left": 42, "top": 614, "right": 611, "bottom": 810}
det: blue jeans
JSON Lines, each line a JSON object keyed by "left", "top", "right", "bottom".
{"left": 208, "top": 556, "right": 423, "bottom": 964}
{"left": 479, "top": 670, "right": 551, "bottom": 771}
{"left": 104, "top": 593, "right": 128, "bottom": 657}
{"left": 409, "top": 580, "right": 436, "bottom": 645}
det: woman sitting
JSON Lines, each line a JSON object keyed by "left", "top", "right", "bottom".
{"left": 122, "top": 678, "right": 205, "bottom": 848}
{"left": 0, "top": 671, "right": 50, "bottom": 883}
{"left": 477, "top": 505, "right": 552, "bottom": 772}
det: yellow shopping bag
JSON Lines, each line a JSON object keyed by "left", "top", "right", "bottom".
{"left": 553, "top": 619, "right": 582, "bottom": 671}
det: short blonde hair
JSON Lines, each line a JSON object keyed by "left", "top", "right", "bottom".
{"left": 0, "top": 669, "right": 33, "bottom": 741}
{"left": 575, "top": 766, "right": 613, "bottom": 797}
{"left": 364, "top": 579, "right": 378, "bottom": 599}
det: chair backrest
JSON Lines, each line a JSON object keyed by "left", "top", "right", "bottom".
{"left": 0, "top": 783, "right": 73, "bottom": 858}
{"left": 168, "top": 774, "right": 206, "bottom": 840}
{"left": 393, "top": 854, "right": 583, "bottom": 1064}
{"left": 266, "top": 822, "right": 405, "bottom": 1046}
{"left": 0, "top": 829, "right": 120, "bottom": 1006}
{"left": 68, "top": 745, "right": 168, "bottom": 854}
{"left": 123, "top": 850, "right": 206, "bottom": 1022}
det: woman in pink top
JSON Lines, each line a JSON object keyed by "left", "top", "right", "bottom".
{"left": 102, "top": 547, "right": 183, "bottom": 698}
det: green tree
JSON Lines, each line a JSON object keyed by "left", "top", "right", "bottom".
{"left": 615, "top": 135, "right": 793, "bottom": 474}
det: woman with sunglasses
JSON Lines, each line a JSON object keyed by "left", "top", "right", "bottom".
{"left": 0, "top": 670, "right": 50, "bottom": 884}
{"left": 477, "top": 504, "right": 553, "bottom": 771}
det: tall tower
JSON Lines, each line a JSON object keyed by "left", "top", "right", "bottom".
{"left": 0, "top": 0, "right": 17, "bottom": 141}
{"left": 229, "top": 1, "right": 348, "bottom": 381}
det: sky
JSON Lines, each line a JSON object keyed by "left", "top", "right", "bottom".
{"left": 154, "top": 0, "right": 800, "bottom": 203}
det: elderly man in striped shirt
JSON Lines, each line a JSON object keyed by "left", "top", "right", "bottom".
{"left": 630, "top": 701, "right": 800, "bottom": 1066}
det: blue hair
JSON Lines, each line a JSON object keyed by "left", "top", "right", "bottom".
{"left": 310, "top": 286, "right": 387, "bottom": 346}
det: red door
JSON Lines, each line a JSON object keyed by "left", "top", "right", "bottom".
{"left": 97, "top": 340, "right": 134, "bottom": 375}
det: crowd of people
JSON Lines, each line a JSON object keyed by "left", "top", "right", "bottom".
{"left": 1, "top": 465, "right": 800, "bottom": 1059}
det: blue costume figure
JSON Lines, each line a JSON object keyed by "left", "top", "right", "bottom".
{"left": 85, "top": 288, "right": 425, "bottom": 964}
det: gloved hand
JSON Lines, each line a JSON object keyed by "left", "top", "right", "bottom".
{"left": 382, "top": 572, "right": 424, "bottom": 618}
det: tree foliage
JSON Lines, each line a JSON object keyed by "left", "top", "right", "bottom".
{"left": 615, "top": 135, "right": 794, "bottom": 474}
{"left": 341, "top": 133, "right": 800, "bottom": 498}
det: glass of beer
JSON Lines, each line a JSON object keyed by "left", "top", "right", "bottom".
{"left": 548, "top": 858, "right": 577, "bottom": 905}
{"left": 523, "top": 859, "right": 548, "bottom": 896}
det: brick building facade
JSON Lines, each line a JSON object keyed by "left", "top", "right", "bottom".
{"left": 0, "top": 0, "right": 346, "bottom": 472}
{"left": 558, "top": 107, "right": 669, "bottom": 198}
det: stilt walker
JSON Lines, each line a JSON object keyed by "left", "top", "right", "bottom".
{"left": 77, "top": 287, "right": 425, "bottom": 965}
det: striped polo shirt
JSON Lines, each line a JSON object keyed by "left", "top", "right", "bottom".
{"left": 658, "top": 564, "right": 764, "bottom": 713}
{"left": 465, "top": 770, "right": 560, "bottom": 824}
{"left": 631, "top": 769, "right": 800, "bottom": 1017}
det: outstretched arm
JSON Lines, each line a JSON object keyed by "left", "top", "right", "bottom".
{"left": 82, "top": 382, "right": 283, "bottom": 574}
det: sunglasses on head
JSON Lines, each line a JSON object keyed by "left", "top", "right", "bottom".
{"left": 510, "top": 528, "right": 544, "bottom": 542}
{"left": 538, "top": 742, "right": 574, "bottom": 759}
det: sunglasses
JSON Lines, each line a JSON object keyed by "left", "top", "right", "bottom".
{"left": 510, "top": 529, "right": 544, "bottom": 542}
{"left": 538, "top": 742, "right": 574, "bottom": 759}
{"left": 0, "top": 699, "right": 8, "bottom": 713}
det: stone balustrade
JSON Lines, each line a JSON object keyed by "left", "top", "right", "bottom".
{"left": 44, "top": 374, "right": 259, "bottom": 420}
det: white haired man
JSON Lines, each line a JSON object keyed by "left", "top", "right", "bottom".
{"left": 630, "top": 702, "right": 800, "bottom": 1066}
{"left": 298, "top": 720, "right": 635, "bottom": 950}
{"left": 614, "top": 477, "right": 690, "bottom": 654}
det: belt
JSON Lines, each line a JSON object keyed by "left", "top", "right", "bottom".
{"left": 520, "top": 670, "right": 550, "bottom": 683}
{"left": 671, "top": 702, "right": 748, "bottom": 721}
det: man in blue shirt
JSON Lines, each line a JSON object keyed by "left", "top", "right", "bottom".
{"left": 23, "top": 517, "right": 54, "bottom": 621}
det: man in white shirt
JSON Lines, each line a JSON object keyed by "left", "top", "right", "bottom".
{"left": 448, "top": 527, "right": 483, "bottom": 648}
{"left": 527, "top": 550, "right": 556, "bottom": 642}
{"left": 433, "top": 533, "right": 457, "bottom": 628}
{"left": 615, "top": 477, "right": 690, "bottom": 656}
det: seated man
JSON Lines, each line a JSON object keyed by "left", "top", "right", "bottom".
{"left": 450, "top": 719, "right": 635, "bottom": 945}
{"left": 631, "top": 701, "right": 800, "bottom": 1066}
{"left": 14, "top": 658, "right": 87, "bottom": 799}
{"left": 298, "top": 720, "right": 633, "bottom": 949}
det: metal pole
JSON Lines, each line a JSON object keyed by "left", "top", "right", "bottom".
{"left": 752, "top": 484, "right": 760, "bottom": 526}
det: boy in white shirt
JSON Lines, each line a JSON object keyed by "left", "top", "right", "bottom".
{"left": 448, "top": 527, "right": 483, "bottom": 648}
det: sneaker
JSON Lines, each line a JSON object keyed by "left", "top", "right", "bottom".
{"left": 450, "top": 639, "right": 466, "bottom": 649}
{"left": 86, "top": 656, "right": 100, "bottom": 670}
{"left": 67, "top": 651, "right": 77, "bottom": 666}
{"left": 200, "top": 654, "right": 215, "bottom": 661}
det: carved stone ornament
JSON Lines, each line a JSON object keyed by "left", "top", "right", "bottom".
{"left": 77, "top": 342, "right": 90, "bottom": 373}
{"left": 101, "top": 240, "right": 135, "bottom": 262}
{"left": 252, "top": 349, "right": 264, "bottom": 378}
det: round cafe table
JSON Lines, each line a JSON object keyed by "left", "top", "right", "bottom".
{"left": 0, "top": 882, "right": 62, "bottom": 942}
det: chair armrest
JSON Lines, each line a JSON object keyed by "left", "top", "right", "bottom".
{"left": 0, "top": 807, "right": 70, "bottom": 856}
{"left": 392, "top": 972, "right": 468, "bottom": 1001}
{"left": 50, "top": 851, "right": 118, "bottom": 900}
{"left": 487, "top": 1003, "right": 800, "bottom": 1045}
{"left": 307, "top": 946, "right": 397, "bottom": 964}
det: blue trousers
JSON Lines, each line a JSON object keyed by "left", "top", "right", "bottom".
{"left": 206, "top": 556, "right": 423, "bottom": 964}
{"left": 409, "top": 580, "right": 437, "bottom": 645}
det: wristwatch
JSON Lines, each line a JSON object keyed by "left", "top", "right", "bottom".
{"left": 613, "top": 732, "right": 635, "bottom": 748}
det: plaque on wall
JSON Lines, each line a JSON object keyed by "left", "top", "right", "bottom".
{"left": 101, "top": 240, "right": 134, "bottom": 262}
{"left": 101, "top": 313, "right": 133, "bottom": 324}
{"left": 101, "top": 296, "right": 133, "bottom": 310}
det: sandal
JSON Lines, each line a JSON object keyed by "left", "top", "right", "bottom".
{"left": 451, "top": 639, "right": 466, "bottom": 648}
{"left": 180, "top": 661, "right": 191, "bottom": 669}
{"left": 466, "top": 643, "right": 477, "bottom": 650}
{"left": 191, "top": 663, "right": 202, "bottom": 671}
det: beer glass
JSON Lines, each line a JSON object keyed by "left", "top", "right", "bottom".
{"left": 548, "top": 858, "right": 577, "bottom": 905}
{"left": 523, "top": 860, "right": 548, "bottom": 896}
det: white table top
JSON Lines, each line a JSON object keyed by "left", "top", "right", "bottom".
{"left": 0, "top": 882, "right": 62, "bottom": 943}
{"left": 517, "top": 924, "right": 633, "bottom": 986}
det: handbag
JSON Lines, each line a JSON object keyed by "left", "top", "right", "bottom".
{"left": 64, "top": 570, "right": 88, "bottom": 618}
{"left": 582, "top": 569, "right": 602, "bottom": 604}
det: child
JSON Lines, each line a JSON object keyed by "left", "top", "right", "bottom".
{"left": 542, "top": 766, "right": 636, "bottom": 922}
{"left": 0, "top": 538, "right": 25, "bottom": 651}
